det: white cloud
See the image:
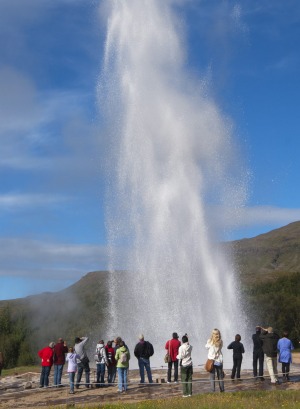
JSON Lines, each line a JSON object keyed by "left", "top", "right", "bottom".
{"left": 0, "top": 193, "right": 69, "bottom": 211}
{"left": 209, "top": 205, "right": 300, "bottom": 230}
{"left": 0, "top": 238, "right": 109, "bottom": 280}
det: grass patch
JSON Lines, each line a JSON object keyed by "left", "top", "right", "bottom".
{"left": 1, "top": 365, "right": 40, "bottom": 376}
{"left": 52, "top": 390, "right": 300, "bottom": 409}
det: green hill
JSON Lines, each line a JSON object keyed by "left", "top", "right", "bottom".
{"left": 228, "top": 221, "right": 300, "bottom": 284}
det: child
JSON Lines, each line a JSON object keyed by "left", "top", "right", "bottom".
{"left": 227, "top": 334, "right": 245, "bottom": 380}
{"left": 66, "top": 347, "right": 80, "bottom": 394}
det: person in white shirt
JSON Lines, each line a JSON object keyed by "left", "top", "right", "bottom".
{"left": 66, "top": 347, "right": 80, "bottom": 394}
{"left": 176, "top": 334, "right": 193, "bottom": 397}
{"left": 205, "top": 328, "right": 224, "bottom": 392}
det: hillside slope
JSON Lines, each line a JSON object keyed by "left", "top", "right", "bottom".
{"left": 228, "top": 221, "right": 300, "bottom": 284}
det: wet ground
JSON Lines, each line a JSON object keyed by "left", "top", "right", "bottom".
{"left": 1, "top": 365, "right": 300, "bottom": 408}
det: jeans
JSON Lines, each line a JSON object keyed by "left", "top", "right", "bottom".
{"left": 40, "top": 366, "right": 51, "bottom": 387}
{"left": 282, "top": 362, "right": 290, "bottom": 379}
{"left": 117, "top": 367, "right": 128, "bottom": 391}
{"left": 107, "top": 365, "right": 116, "bottom": 384}
{"left": 231, "top": 357, "right": 242, "bottom": 379}
{"left": 68, "top": 372, "right": 75, "bottom": 392}
{"left": 54, "top": 364, "right": 64, "bottom": 386}
{"left": 76, "top": 362, "right": 90, "bottom": 387}
{"left": 210, "top": 364, "right": 224, "bottom": 392}
{"left": 181, "top": 364, "right": 193, "bottom": 396}
{"left": 253, "top": 350, "right": 264, "bottom": 378}
{"left": 138, "top": 358, "right": 153, "bottom": 383}
{"left": 167, "top": 360, "right": 179, "bottom": 382}
{"left": 265, "top": 356, "right": 278, "bottom": 383}
{"left": 96, "top": 363, "right": 106, "bottom": 387}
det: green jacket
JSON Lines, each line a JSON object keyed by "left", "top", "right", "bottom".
{"left": 115, "top": 346, "right": 130, "bottom": 368}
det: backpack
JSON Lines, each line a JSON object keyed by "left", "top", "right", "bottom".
{"left": 106, "top": 349, "right": 113, "bottom": 365}
{"left": 95, "top": 346, "right": 103, "bottom": 363}
{"left": 120, "top": 349, "right": 128, "bottom": 364}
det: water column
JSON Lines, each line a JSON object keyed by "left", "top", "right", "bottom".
{"left": 99, "top": 0, "right": 246, "bottom": 365}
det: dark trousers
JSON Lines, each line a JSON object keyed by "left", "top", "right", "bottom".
{"left": 40, "top": 366, "right": 51, "bottom": 387}
{"left": 181, "top": 364, "right": 193, "bottom": 396}
{"left": 231, "top": 357, "right": 242, "bottom": 379}
{"left": 253, "top": 350, "right": 264, "bottom": 377}
{"left": 210, "top": 364, "right": 224, "bottom": 392}
{"left": 96, "top": 363, "right": 106, "bottom": 387}
{"left": 107, "top": 365, "right": 116, "bottom": 384}
{"left": 167, "top": 360, "right": 179, "bottom": 382}
{"left": 76, "top": 362, "right": 90, "bottom": 387}
{"left": 282, "top": 363, "right": 290, "bottom": 379}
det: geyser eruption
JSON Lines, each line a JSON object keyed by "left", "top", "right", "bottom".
{"left": 100, "top": 0, "right": 246, "bottom": 363}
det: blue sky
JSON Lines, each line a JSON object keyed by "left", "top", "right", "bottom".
{"left": 1, "top": 0, "right": 300, "bottom": 300}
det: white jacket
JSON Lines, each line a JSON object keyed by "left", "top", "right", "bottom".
{"left": 176, "top": 342, "right": 193, "bottom": 367}
{"left": 95, "top": 343, "right": 108, "bottom": 365}
{"left": 66, "top": 353, "right": 80, "bottom": 373}
{"left": 205, "top": 340, "right": 223, "bottom": 364}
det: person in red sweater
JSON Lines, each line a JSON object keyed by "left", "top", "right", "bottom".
{"left": 38, "top": 342, "right": 55, "bottom": 387}
{"left": 165, "top": 332, "right": 181, "bottom": 383}
{"left": 105, "top": 340, "right": 117, "bottom": 385}
{"left": 53, "top": 338, "right": 68, "bottom": 387}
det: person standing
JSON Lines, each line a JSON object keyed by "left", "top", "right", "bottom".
{"left": 177, "top": 334, "right": 193, "bottom": 397}
{"left": 205, "top": 328, "right": 224, "bottom": 393}
{"left": 134, "top": 334, "right": 154, "bottom": 384}
{"left": 95, "top": 339, "right": 108, "bottom": 387}
{"left": 38, "top": 342, "right": 55, "bottom": 388}
{"left": 115, "top": 341, "right": 130, "bottom": 392}
{"left": 74, "top": 336, "right": 90, "bottom": 388}
{"left": 227, "top": 334, "right": 245, "bottom": 380}
{"left": 66, "top": 347, "right": 80, "bottom": 394}
{"left": 277, "top": 331, "right": 294, "bottom": 381}
{"left": 165, "top": 332, "right": 181, "bottom": 383}
{"left": 252, "top": 326, "right": 264, "bottom": 381}
{"left": 53, "top": 338, "right": 68, "bottom": 387}
{"left": 105, "top": 340, "right": 116, "bottom": 385}
{"left": 260, "top": 327, "right": 280, "bottom": 384}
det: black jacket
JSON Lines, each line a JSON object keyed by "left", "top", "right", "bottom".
{"left": 252, "top": 332, "right": 263, "bottom": 353}
{"left": 134, "top": 341, "right": 154, "bottom": 359}
{"left": 227, "top": 341, "right": 245, "bottom": 359}
{"left": 259, "top": 331, "right": 279, "bottom": 357}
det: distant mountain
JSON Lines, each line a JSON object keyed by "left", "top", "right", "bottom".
{"left": 227, "top": 221, "right": 300, "bottom": 285}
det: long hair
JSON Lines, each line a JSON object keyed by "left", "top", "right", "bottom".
{"left": 209, "top": 328, "right": 223, "bottom": 349}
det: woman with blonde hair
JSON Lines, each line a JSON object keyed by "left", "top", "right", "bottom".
{"left": 205, "top": 328, "right": 224, "bottom": 392}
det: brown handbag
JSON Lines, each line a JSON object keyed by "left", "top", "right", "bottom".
{"left": 204, "top": 359, "right": 214, "bottom": 372}
{"left": 164, "top": 340, "right": 172, "bottom": 363}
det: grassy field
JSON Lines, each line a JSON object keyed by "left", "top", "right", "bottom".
{"left": 51, "top": 390, "right": 300, "bottom": 409}
{"left": 1, "top": 365, "right": 40, "bottom": 376}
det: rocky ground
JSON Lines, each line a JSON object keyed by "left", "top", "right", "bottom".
{"left": 1, "top": 362, "right": 300, "bottom": 409}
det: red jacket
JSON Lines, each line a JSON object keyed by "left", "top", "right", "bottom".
{"left": 38, "top": 346, "right": 54, "bottom": 367}
{"left": 105, "top": 345, "right": 116, "bottom": 366}
{"left": 53, "top": 342, "right": 68, "bottom": 365}
{"left": 165, "top": 339, "right": 181, "bottom": 362}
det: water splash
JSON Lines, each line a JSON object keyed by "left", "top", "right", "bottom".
{"left": 99, "top": 0, "right": 247, "bottom": 365}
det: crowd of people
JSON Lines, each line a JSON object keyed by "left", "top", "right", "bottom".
{"left": 35, "top": 326, "right": 295, "bottom": 397}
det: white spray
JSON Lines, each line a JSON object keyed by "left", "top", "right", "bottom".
{"left": 99, "top": 0, "right": 247, "bottom": 367}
